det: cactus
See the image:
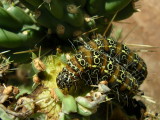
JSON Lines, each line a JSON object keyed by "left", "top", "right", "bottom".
{"left": 0, "top": 0, "right": 156, "bottom": 120}
{"left": 0, "top": 0, "right": 139, "bottom": 49}
{"left": 18, "top": 0, "right": 138, "bottom": 40}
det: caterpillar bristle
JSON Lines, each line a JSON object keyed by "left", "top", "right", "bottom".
{"left": 13, "top": 49, "right": 38, "bottom": 54}
{"left": 127, "top": 44, "right": 160, "bottom": 53}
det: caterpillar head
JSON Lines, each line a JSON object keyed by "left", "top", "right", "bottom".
{"left": 56, "top": 67, "right": 79, "bottom": 89}
{"left": 56, "top": 70, "right": 72, "bottom": 89}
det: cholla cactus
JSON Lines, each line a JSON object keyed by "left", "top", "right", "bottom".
{"left": 0, "top": 0, "right": 139, "bottom": 60}
{"left": 19, "top": 0, "right": 139, "bottom": 39}
{"left": 0, "top": 0, "right": 154, "bottom": 120}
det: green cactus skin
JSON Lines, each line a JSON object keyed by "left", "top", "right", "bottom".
{"left": 105, "top": 0, "right": 132, "bottom": 14}
{"left": 76, "top": 97, "right": 98, "bottom": 110}
{"left": 86, "top": 19, "right": 96, "bottom": 28}
{"left": 7, "top": 6, "right": 35, "bottom": 25}
{"left": 54, "top": 89, "right": 78, "bottom": 117}
{"left": 54, "top": 88, "right": 64, "bottom": 101}
{"left": 59, "top": 113, "right": 65, "bottom": 120}
{"left": 35, "top": 8, "right": 76, "bottom": 39}
{"left": 74, "top": 0, "right": 86, "bottom": 8}
{"left": 19, "top": 0, "right": 36, "bottom": 11}
{"left": 62, "top": 95, "right": 77, "bottom": 114}
{"left": 0, "top": 28, "right": 45, "bottom": 48}
{"left": 64, "top": 4, "right": 84, "bottom": 27}
{"left": 86, "top": 0, "right": 106, "bottom": 16}
{"left": 0, "top": 1, "right": 3, "bottom": 7}
{"left": 56, "top": 23, "right": 73, "bottom": 39}
{"left": 36, "top": 7, "right": 74, "bottom": 40}
{"left": 35, "top": 8, "right": 59, "bottom": 30}
{"left": 113, "top": 2, "right": 138, "bottom": 21}
{"left": 24, "top": 29, "right": 46, "bottom": 47}
{"left": 77, "top": 104, "right": 96, "bottom": 116}
{"left": 44, "top": 0, "right": 64, "bottom": 19}
{"left": 22, "top": 0, "right": 43, "bottom": 8}
{"left": 84, "top": 15, "right": 96, "bottom": 29}
{"left": 0, "top": 28, "right": 26, "bottom": 48}
{"left": 0, "top": 7, "right": 23, "bottom": 32}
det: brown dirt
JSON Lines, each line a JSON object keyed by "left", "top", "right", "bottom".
{"left": 115, "top": 0, "right": 160, "bottom": 114}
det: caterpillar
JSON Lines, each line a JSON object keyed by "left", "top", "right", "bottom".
{"left": 56, "top": 34, "right": 147, "bottom": 97}
{"left": 78, "top": 34, "right": 147, "bottom": 85}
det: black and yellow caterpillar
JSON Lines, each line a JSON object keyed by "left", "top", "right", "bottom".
{"left": 78, "top": 34, "right": 147, "bottom": 84}
{"left": 56, "top": 34, "right": 147, "bottom": 97}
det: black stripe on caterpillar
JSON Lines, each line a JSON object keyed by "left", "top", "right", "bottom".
{"left": 77, "top": 34, "right": 147, "bottom": 85}
{"left": 56, "top": 47, "right": 139, "bottom": 97}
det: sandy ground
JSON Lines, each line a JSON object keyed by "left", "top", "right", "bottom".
{"left": 115, "top": 0, "right": 160, "bottom": 114}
